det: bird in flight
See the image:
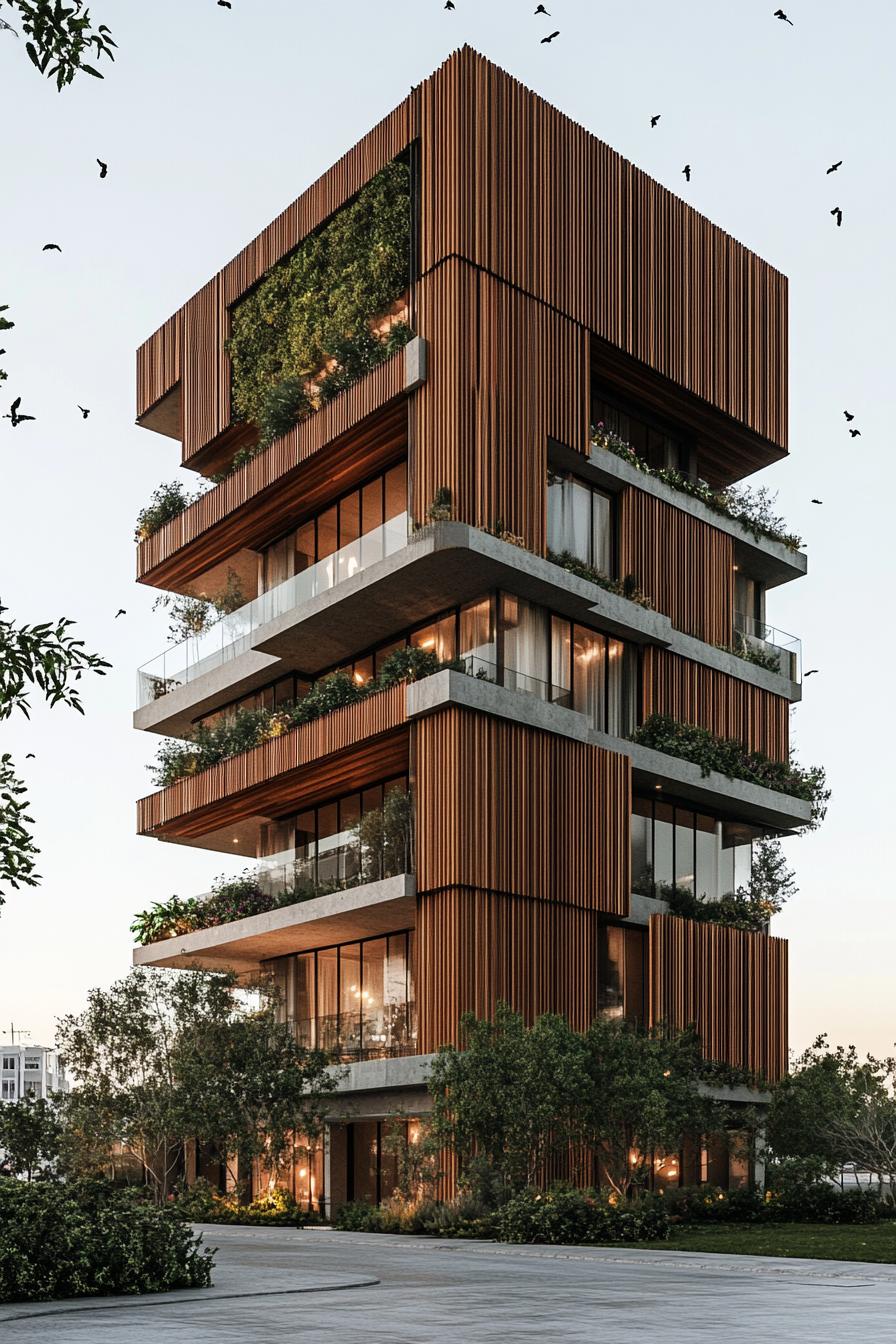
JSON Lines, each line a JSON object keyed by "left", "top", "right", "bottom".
{"left": 811, "top": 499, "right": 823, "bottom": 505}
{"left": 444, "top": 0, "right": 455, "bottom": 8}
{"left": 830, "top": 206, "right": 843, "bottom": 227}
{"left": 541, "top": 30, "right": 560, "bottom": 43}
{"left": 682, "top": 164, "right": 691, "bottom": 182}
{"left": 843, "top": 410, "right": 855, "bottom": 421}
{"left": 42, "top": 243, "right": 62, "bottom": 252}
{"left": 217, "top": 1, "right": 232, "bottom": 7}
{"left": 78, "top": 405, "right": 90, "bottom": 419}
{"left": 774, "top": 9, "right": 793, "bottom": 24}
{"left": 25, "top": 753, "right": 35, "bottom": 760}
{"left": 826, "top": 160, "right": 842, "bottom": 175}
{"left": 535, "top": 4, "right": 551, "bottom": 12}
{"left": 849, "top": 428, "right": 861, "bottom": 438}
{"left": 115, "top": 609, "right": 127, "bottom": 619}
{"left": 97, "top": 159, "right": 108, "bottom": 179}
{"left": 804, "top": 669, "right": 819, "bottom": 677}
{"left": 3, "top": 397, "right": 35, "bottom": 426}
{"left": 650, "top": 114, "right": 661, "bottom": 128}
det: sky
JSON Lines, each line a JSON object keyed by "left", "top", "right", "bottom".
{"left": 0, "top": 0, "right": 893, "bottom": 1059}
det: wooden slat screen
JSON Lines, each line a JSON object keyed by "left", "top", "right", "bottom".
{"left": 137, "top": 360, "right": 406, "bottom": 585}
{"left": 619, "top": 489, "right": 734, "bottom": 645}
{"left": 136, "top": 313, "right": 181, "bottom": 419}
{"left": 413, "top": 705, "right": 630, "bottom": 915}
{"left": 642, "top": 647, "right": 790, "bottom": 762}
{"left": 648, "top": 914, "right": 788, "bottom": 1083}
{"left": 137, "top": 684, "right": 407, "bottom": 836}
{"left": 416, "top": 888, "right": 600, "bottom": 1052}
{"left": 412, "top": 259, "right": 588, "bottom": 551}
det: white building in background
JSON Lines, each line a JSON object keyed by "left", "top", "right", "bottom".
{"left": 0, "top": 1045, "right": 68, "bottom": 1102}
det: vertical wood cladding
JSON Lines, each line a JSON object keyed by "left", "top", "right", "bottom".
{"left": 619, "top": 489, "right": 734, "bottom": 644}
{"left": 642, "top": 648, "right": 790, "bottom": 762}
{"left": 137, "top": 48, "right": 787, "bottom": 470}
{"left": 136, "top": 313, "right": 181, "bottom": 419}
{"left": 417, "top": 48, "right": 787, "bottom": 450}
{"left": 648, "top": 914, "right": 788, "bottom": 1083}
{"left": 411, "top": 259, "right": 588, "bottom": 550}
{"left": 413, "top": 705, "right": 630, "bottom": 915}
{"left": 416, "top": 888, "right": 599, "bottom": 1053}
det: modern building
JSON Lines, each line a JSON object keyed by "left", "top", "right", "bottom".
{"left": 1, "top": 1043, "right": 68, "bottom": 1103}
{"left": 132, "top": 48, "right": 806, "bottom": 1210}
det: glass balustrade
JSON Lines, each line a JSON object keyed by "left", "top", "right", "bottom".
{"left": 732, "top": 611, "right": 802, "bottom": 681}
{"left": 137, "top": 512, "right": 409, "bottom": 706}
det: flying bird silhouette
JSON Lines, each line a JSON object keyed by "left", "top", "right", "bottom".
{"left": 42, "top": 243, "right": 62, "bottom": 252}
{"left": 811, "top": 499, "right": 823, "bottom": 505}
{"left": 682, "top": 164, "right": 691, "bottom": 181}
{"left": 217, "top": 1, "right": 232, "bottom": 7}
{"left": 826, "top": 160, "right": 842, "bottom": 175}
{"left": 774, "top": 9, "right": 793, "bottom": 24}
{"left": 25, "top": 753, "right": 35, "bottom": 760}
{"left": 650, "top": 114, "right": 661, "bottom": 128}
{"left": 849, "top": 428, "right": 861, "bottom": 438}
{"left": 97, "top": 158, "right": 108, "bottom": 178}
{"left": 115, "top": 609, "right": 127, "bottom": 619}
{"left": 830, "top": 206, "right": 843, "bottom": 227}
{"left": 444, "top": 0, "right": 455, "bottom": 8}
{"left": 535, "top": 4, "right": 551, "bottom": 12}
{"left": 541, "top": 30, "right": 560, "bottom": 43}
{"left": 3, "top": 397, "right": 35, "bottom": 426}
{"left": 804, "top": 669, "right": 819, "bottom": 677}
{"left": 843, "top": 410, "right": 855, "bottom": 422}
{"left": 78, "top": 405, "right": 90, "bottom": 419}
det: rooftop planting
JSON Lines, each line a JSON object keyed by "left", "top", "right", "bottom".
{"left": 148, "top": 646, "right": 445, "bottom": 789}
{"left": 545, "top": 549, "right": 653, "bottom": 608}
{"left": 591, "top": 422, "right": 803, "bottom": 552}
{"left": 630, "top": 713, "right": 829, "bottom": 828}
{"left": 638, "top": 837, "right": 798, "bottom": 933}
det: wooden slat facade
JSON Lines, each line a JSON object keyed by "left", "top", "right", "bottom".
{"left": 618, "top": 489, "right": 734, "bottom": 645}
{"left": 137, "top": 313, "right": 181, "bottom": 420}
{"left": 413, "top": 706, "right": 630, "bottom": 915}
{"left": 416, "top": 888, "right": 600, "bottom": 1053}
{"left": 138, "top": 365, "right": 407, "bottom": 587}
{"left": 137, "top": 685, "right": 407, "bottom": 837}
{"left": 642, "top": 647, "right": 790, "bottom": 762}
{"left": 648, "top": 914, "right": 788, "bottom": 1083}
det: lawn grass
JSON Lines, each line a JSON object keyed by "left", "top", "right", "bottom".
{"left": 622, "top": 1221, "right": 896, "bottom": 1263}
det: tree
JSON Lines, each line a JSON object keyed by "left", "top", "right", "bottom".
{"left": 578, "top": 1017, "right": 717, "bottom": 1197}
{"left": 767, "top": 1035, "right": 880, "bottom": 1174}
{"left": 0, "top": 604, "right": 109, "bottom": 901}
{"left": 56, "top": 968, "right": 336, "bottom": 1204}
{"left": 1, "top": 2, "right": 115, "bottom": 91}
{"left": 0, "top": 1093, "right": 64, "bottom": 1181}
{"left": 428, "top": 1005, "right": 589, "bottom": 1196}
{"left": 826, "top": 1067, "right": 896, "bottom": 1204}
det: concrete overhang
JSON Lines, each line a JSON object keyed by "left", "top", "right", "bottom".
{"left": 134, "top": 523, "right": 675, "bottom": 738}
{"left": 407, "top": 672, "right": 813, "bottom": 833}
{"left": 132, "top": 873, "right": 416, "bottom": 973}
{"left": 552, "top": 441, "right": 808, "bottom": 590}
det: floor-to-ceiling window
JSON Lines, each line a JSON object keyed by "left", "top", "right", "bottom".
{"left": 547, "top": 471, "right": 615, "bottom": 573}
{"left": 631, "top": 797, "right": 762, "bottom": 901}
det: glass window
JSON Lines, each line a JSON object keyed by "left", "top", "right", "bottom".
{"left": 547, "top": 473, "right": 614, "bottom": 574}
{"left": 501, "top": 595, "right": 549, "bottom": 699}
{"left": 385, "top": 933, "right": 409, "bottom": 1051}
{"left": 294, "top": 953, "right": 315, "bottom": 1048}
{"left": 384, "top": 463, "right": 407, "bottom": 521}
{"left": 362, "top": 937, "right": 387, "bottom": 1056}
{"left": 339, "top": 944, "right": 363, "bottom": 1058}
{"left": 374, "top": 639, "right": 405, "bottom": 677}
{"left": 316, "top": 506, "right": 338, "bottom": 563}
{"left": 653, "top": 802, "right": 674, "bottom": 889}
{"left": 316, "top": 948, "right": 339, "bottom": 1053}
{"left": 263, "top": 535, "right": 293, "bottom": 592}
{"left": 411, "top": 612, "right": 457, "bottom": 664}
{"left": 631, "top": 798, "right": 653, "bottom": 893}
{"left": 592, "top": 488, "right": 613, "bottom": 574}
{"left": 550, "top": 615, "right": 572, "bottom": 709}
{"left": 674, "top": 808, "right": 696, "bottom": 894}
{"left": 572, "top": 624, "right": 606, "bottom": 727}
{"left": 295, "top": 520, "right": 316, "bottom": 574}
{"left": 362, "top": 477, "right": 384, "bottom": 534}
{"left": 598, "top": 925, "right": 624, "bottom": 1018}
{"left": 339, "top": 491, "right": 361, "bottom": 549}
{"left": 459, "top": 596, "right": 495, "bottom": 677}
{"left": 695, "top": 814, "right": 719, "bottom": 901}
{"left": 350, "top": 654, "right": 375, "bottom": 689}
{"left": 722, "top": 821, "right": 757, "bottom": 894}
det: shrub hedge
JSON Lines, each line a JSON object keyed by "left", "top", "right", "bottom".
{"left": 0, "top": 1179, "right": 214, "bottom": 1304}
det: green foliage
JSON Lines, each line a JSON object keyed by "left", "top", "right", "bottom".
{"left": 57, "top": 967, "right": 335, "bottom": 1201}
{"left": 134, "top": 480, "right": 202, "bottom": 543}
{"left": 630, "top": 714, "right": 830, "bottom": 827}
{"left": 546, "top": 550, "right": 652, "bottom": 608}
{"left": 592, "top": 423, "right": 803, "bottom": 551}
{"left": 150, "top": 652, "right": 449, "bottom": 789}
{"left": 656, "top": 838, "right": 797, "bottom": 932}
{"left": 355, "top": 789, "right": 414, "bottom": 883}
{"left": 172, "top": 1177, "right": 306, "bottom": 1227}
{"left": 719, "top": 634, "right": 784, "bottom": 675}
{"left": 4, "top": 1, "right": 117, "bottom": 91}
{"left": 0, "top": 1178, "right": 212, "bottom": 1303}
{"left": 152, "top": 570, "right": 246, "bottom": 645}
{"left": 494, "top": 1186, "right": 670, "bottom": 1245}
{"left": 426, "top": 486, "right": 453, "bottom": 522}
{"left": 227, "top": 159, "right": 411, "bottom": 439}
{"left": 0, "top": 1095, "right": 64, "bottom": 1182}
{"left": 0, "top": 601, "right": 109, "bottom": 900}
{"left": 332, "top": 1194, "right": 494, "bottom": 1238}
{"left": 664, "top": 1181, "right": 883, "bottom": 1226}
{"left": 697, "top": 1058, "right": 767, "bottom": 1091}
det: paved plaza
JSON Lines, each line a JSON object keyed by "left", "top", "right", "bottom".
{"left": 2, "top": 1224, "right": 895, "bottom": 1342}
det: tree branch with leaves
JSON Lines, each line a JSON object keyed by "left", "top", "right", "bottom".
{"left": 1, "top": 1, "right": 115, "bottom": 90}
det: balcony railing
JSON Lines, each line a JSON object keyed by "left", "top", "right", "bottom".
{"left": 732, "top": 612, "right": 801, "bottom": 682}
{"left": 137, "top": 512, "right": 409, "bottom": 707}
{"left": 290, "top": 1005, "right": 418, "bottom": 1062}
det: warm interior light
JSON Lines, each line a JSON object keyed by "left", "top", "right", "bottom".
{"left": 233, "top": 838, "right": 240, "bottom": 844}
{"left": 417, "top": 637, "right": 436, "bottom": 649}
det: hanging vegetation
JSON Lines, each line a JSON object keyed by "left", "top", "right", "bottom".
{"left": 226, "top": 158, "right": 412, "bottom": 450}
